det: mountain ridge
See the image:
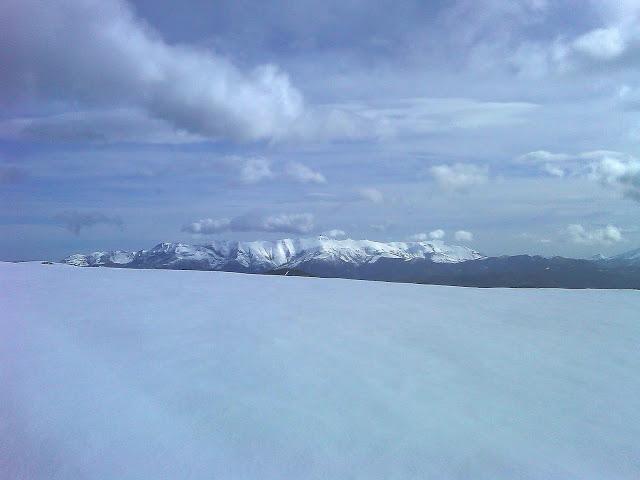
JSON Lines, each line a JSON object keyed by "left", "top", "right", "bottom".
{"left": 63, "top": 236, "right": 484, "bottom": 271}
{"left": 61, "top": 236, "right": 640, "bottom": 289}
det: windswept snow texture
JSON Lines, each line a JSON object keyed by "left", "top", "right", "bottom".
{"left": 2, "top": 262, "right": 640, "bottom": 480}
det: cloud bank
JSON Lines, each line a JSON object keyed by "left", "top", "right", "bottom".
{"left": 566, "top": 224, "right": 623, "bottom": 246}
{"left": 0, "top": 0, "right": 303, "bottom": 142}
{"left": 517, "top": 150, "right": 640, "bottom": 202}
{"left": 410, "top": 230, "right": 445, "bottom": 241}
{"left": 233, "top": 158, "right": 326, "bottom": 185}
{"left": 183, "top": 213, "right": 315, "bottom": 235}
{"left": 589, "top": 155, "right": 640, "bottom": 202}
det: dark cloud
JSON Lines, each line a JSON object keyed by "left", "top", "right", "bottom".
{"left": 55, "top": 211, "right": 124, "bottom": 235}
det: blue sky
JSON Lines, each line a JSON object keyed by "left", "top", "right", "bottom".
{"left": 2, "top": 0, "right": 640, "bottom": 260}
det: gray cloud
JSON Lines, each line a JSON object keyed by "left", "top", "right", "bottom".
{"left": 183, "top": 212, "right": 315, "bottom": 235}
{"left": 0, "top": 0, "right": 303, "bottom": 142}
{"left": 55, "top": 211, "right": 124, "bottom": 235}
{"left": 0, "top": 109, "right": 203, "bottom": 144}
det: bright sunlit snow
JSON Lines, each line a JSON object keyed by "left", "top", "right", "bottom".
{"left": 2, "top": 262, "right": 639, "bottom": 479}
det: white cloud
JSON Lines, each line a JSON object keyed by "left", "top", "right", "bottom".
{"left": 516, "top": 150, "right": 575, "bottom": 177}
{"left": 572, "top": 27, "right": 626, "bottom": 61}
{"left": 409, "top": 229, "right": 445, "bottom": 241}
{"left": 182, "top": 218, "right": 231, "bottom": 234}
{"left": 183, "top": 213, "right": 315, "bottom": 235}
{"left": 429, "top": 229, "right": 446, "bottom": 240}
{"left": 280, "top": 97, "right": 537, "bottom": 143}
{"left": 0, "top": 0, "right": 303, "bottom": 142}
{"left": 566, "top": 224, "right": 623, "bottom": 245}
{"left": 541, "top": 164, "right": 566, "bottom": 177}
{"left": 589, "top": 155, "right": 640, "bottom": 201}
{"left": 232, "top": 158, "right": 325, "bottom": 185}
{"left": 506, "top": 2, "right": 640, "bottom": 75}
{"left": 516, "top": 150, "right": 573, "bottom": 164}
{"left": 238, "top": 158, "right": 274, "bottom": 185}
{"left": 616, "top": 84, "right": 640, "bottom": 113}
{"left": 322, "top": 229, "right": 346, "bottom": 238}
{"left": 0, "top": 0, "right": 538, "bottom": 146}
{"left": 430, "top": 163, "right": 488, "bottom": 192}
{"left": 356, "top": 187, "right": 384, "bottom": 204}
{"left": 516, "top": 150, "right": 640, "bottom": 193}
{"left": 454, "top": 230, "right": 474, "bottom": 242}
{"left": 516, "top": 149, "right": 640, "bottom": 202}
{"left": 284, "top": 162, "right": 326, "bottom": 184}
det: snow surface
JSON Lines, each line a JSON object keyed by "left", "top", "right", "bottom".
{"left": 1, "top": 262, "right": 639, "bottom": 479}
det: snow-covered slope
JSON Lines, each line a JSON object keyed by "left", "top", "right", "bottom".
{"left": 64, "top": 250, "right": 135, "bottom": 267}
{"left": 62, "top": 236, "right": 485, "bottom": 272}
{"left": 2, "top": 262, "right": 639, "bottom": 479}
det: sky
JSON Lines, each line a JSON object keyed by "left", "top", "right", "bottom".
{"left": 1, "top": 0, "right": 640, "bottom": 260}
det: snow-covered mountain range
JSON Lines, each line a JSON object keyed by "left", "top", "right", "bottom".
{"left": 63, "top": 236, "right": 484, "bottom": 272}
{"left": 61, "top": 236, "right": 640, "bottom": 289}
